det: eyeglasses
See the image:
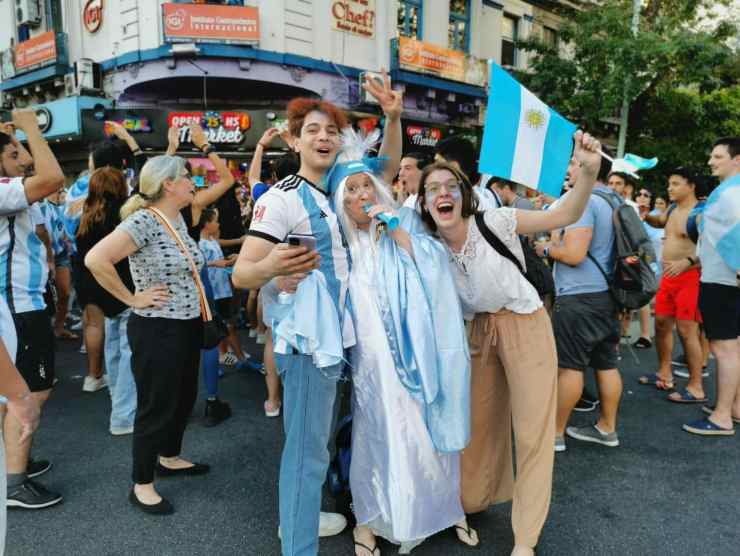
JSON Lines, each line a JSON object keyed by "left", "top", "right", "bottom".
{"left": 636, "top": 190, "right": 651, "bottom": 198}
{"left": 425, "top": 180, "right": 462, "bottom": 196}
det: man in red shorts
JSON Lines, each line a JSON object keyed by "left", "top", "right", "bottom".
{"left": 641, "top": 168, "right": 706, "bottom": 403}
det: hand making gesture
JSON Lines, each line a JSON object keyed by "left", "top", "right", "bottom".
{"left": 363, "top": 69, "right": 403, "bottom": 121}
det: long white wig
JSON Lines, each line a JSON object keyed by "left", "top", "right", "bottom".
{"left": 332, "top": 127, "right": 398, "bottom": 262}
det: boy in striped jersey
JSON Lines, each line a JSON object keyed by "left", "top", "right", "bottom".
{"left": 0, "top": 110, "right": 64, "bottom": 509}
{"left": 234, "top": 73, "right": 402, "bottom": 556}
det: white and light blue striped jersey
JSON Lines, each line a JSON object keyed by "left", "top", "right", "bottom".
{"left": 39, "top": 201, "right": 68, "bottom": 257}
{"left": 248, "top": 174, "right": 355, "bottom": 348}
{"left": 0, "top": 177, "right": 49, "bottom": 313}
{"left": 199, "top": 238, "right": 233, "bottom": 300}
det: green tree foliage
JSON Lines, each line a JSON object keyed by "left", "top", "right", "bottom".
{"left": 517, "top": 0, "right": 739, "bottom": 190}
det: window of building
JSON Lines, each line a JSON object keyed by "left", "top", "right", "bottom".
{"left": 448, "top": 0, "right": 471, "bottom": 52}
{"left": 501, "top": 14, "right": 518, "bottom": 67}
{"left": 543, "top": 26, "right": 558, "bottom": 49}
{"left": 398, "top": 0, "right": 423, "bottom": 39}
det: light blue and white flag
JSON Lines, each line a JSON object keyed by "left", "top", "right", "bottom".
{"left": 479, "top": 62, "right": 576, "bottom": 198}
{"left": 699, "top": 173, "right": 740, "bottom": 271}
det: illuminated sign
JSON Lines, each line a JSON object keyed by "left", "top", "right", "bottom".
{"left": 162, "top": 3, "right": 260, "bottom": 45}
{"left": 406, "top": 125, "right": 442, "bottom": 147}
{"left": 167, "top": 111, "right": 251, "bottom": 144}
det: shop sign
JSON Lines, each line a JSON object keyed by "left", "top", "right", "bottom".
{"left": 397, "top": 37, "right": 487, "bottom": 87}
{"left": 14, "top": 32, "right": 57, "bottom": 73}
{"left": 105, "top": 116, "right": 152, "bottom": 134}
{"left": 35, "top": 108, "right": 53, "bottom": 133}
{"left": 406, "top": 125, "right": 442, "bottom": 148}
{"left": 83, "top": 0, "right": 103, "bottom": 34}
{"left": 167, "top": 111, "right": 251, "bottom": 144}
{"left": 162, "top": 3, "right": 260, "bottom": 45}
{"left": 331, "top": 0, "right": 375, "bottom": 38}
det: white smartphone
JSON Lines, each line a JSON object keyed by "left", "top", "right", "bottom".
{"left": 287, "top": 234, "right": 317, "bottom": 251}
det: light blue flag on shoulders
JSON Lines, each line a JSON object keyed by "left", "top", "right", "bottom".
{"left": 699, "top": 173, "right": 740, "bottom": 271}
{"left": 479, "top": 61, "right": 576, "bottom": 198}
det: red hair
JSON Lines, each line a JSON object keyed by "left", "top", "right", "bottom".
{"left": 287, "top": 98, "right": 349, "bottom": 138}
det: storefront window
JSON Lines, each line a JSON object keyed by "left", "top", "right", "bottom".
{"left": 398, "top": 0, "right": 423, "bottom": 39}
{"left": 448, "top": 0, "right": 470, "bottom": 52}
{"left": 501, "top": 14, "right": 518, "bottom": 67}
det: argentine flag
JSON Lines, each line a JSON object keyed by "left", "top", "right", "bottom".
{"left": 479, "top": 62, "right": 576, "bottom": 198}
{"left": 699, "top": 173, "right": 740, "bottom": 271}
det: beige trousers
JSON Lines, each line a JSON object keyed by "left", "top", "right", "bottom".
{"left": 461, "top": 307, "right": 557, "bottom": 548}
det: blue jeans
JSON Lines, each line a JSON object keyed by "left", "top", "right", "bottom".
{"left": 104, "top": 310, "right": 137, "bottom": 431}
{"left": 275, "top": 353, "right": 338, "bottom": 556}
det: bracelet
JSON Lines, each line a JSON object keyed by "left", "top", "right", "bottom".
{"left": 543, "top": 246, "right": 550, "bottom": 258}
{"left": 686, "top": 256, "right": 695, "bottom": 266}
{"left": 200, "top": 145, "right": 213, "bottom": 156}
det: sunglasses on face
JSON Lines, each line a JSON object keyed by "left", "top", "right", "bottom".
{"left": 637, "top": 191, "right": 651, "bottom": 197}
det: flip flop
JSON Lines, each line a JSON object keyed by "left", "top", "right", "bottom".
{"left": 633, "top": 337, "right": 652, "bottom": 349}
{"left": 353, "top": 540, "right": 380, "bottom": 556}
{"left": 667, "top": 388, "right": 708, "bottom": 404}
{"left": 701, "top": 405, "right": 740, "bottom": 424}
{"left": 638, "top": 373, "right": 674, "bottom": 390}
{"left": 683, "top": 417, "right": 735, "bottom": 436}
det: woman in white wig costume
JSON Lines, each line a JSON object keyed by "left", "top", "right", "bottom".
{"left": 327, "top": 128, "right": 479, "bottom": 555}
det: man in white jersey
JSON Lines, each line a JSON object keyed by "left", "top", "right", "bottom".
{"left": 0, "top": 111, "right": 64, "bottom": 509}
{"left": 234, "top": 76, "right": 402, "bottom": 556}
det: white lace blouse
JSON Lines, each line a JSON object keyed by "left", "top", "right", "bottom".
{"left": 445, "top": 207, "right": 543, "bottom": 319}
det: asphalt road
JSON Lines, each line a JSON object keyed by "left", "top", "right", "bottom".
{"left": 6, "top": 329, "right": 740, "bottom": 556}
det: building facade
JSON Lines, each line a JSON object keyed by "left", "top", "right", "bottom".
{"left": 0, "top": 0, "right": 568, "bottom": 166}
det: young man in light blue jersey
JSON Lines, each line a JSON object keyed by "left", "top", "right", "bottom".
{"left": 0, "top": 110, "right": 64, "bottom": 509}
{"left": 234, "top": 75, "right": 402, "bottom": 556}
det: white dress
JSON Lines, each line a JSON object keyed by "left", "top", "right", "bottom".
{"left": 348, "top": 231, "right": 464, "bottom": 553}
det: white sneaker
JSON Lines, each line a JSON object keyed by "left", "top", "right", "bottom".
{"left": 256, "top": 334, "right": 266, "bottom": 345}
{"left": 79, "top": 344, "right": 87, "bottom": 354}
{"left": 82, "top": 374, "right": 108, "bottom": 392}
{"left": 110, "top": 425, "right": 134, "bottom": 436}
{"left": 277, "top": 511, "right": 347, "bottom": 539}
{"left": 219, "top": 352, "right": 239, "bottom": 366}
{"left": 264, "top": 401, "right": 281, "bottom": 418}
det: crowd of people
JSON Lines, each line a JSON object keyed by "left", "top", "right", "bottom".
{"left": 0, "top": 75, "right": 737, "bottom": 556}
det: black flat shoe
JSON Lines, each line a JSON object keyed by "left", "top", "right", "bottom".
{"left": 155, "top": 462, "right": 210, "bottom": 477}
{"left": 128, "top": 489, "right": 174, "bottom": 515}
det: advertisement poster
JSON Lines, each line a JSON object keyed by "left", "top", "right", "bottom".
{"left": 331, "top": 0, "right": 375, "bottom": 38}
{"left": 162, "top": 3, "right": 260, "bottom": 44}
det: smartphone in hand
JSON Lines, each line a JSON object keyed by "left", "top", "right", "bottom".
{"left": 287, "top": 234, "right": 317, "bottom": 252}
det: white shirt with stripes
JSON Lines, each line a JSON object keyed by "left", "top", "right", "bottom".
{"left": 248, "top": 174, "right": 355, "bottom": 348}
{"left": 0, "top": 177, "right": 49, "bottom": 314}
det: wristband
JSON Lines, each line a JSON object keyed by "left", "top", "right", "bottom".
{"left": 543, "top": 247, "right": 550, "bottom": 258}
{"left": 687, "top": 256, "right": 695, "bottom": 266}
{"left": 200, "top": 144, "right": 213, "bottom": 155}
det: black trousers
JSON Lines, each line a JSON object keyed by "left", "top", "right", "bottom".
{"left": 127, "top": 314, "right": 202, "bottom": 484}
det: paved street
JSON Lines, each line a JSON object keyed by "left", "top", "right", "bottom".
{"left": 6, "top": 330, "right": 740, "bottom": 556}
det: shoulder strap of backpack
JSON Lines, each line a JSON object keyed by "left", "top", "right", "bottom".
{"left": 474, "top": 212, "right": 524, "bottom": 275}
{"left": 583, "top": 189, "right": 617, "bottom": 285}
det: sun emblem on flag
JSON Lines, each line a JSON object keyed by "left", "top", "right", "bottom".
{"left": 525, "top": 109, "right": 546, "bottom": 130}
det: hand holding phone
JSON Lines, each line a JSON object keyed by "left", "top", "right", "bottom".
{"left": 287, "top": 234, "right": 318, "bottom": 252}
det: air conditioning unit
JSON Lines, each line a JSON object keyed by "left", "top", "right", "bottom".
{"left": 63, "top": 73, "right": 78, "bottom": 97}
{"left": 16, "top": 0, "right": 42, "bottom": 26}
{"left": 74, "top": 59, "right": 102, "bottom": 91}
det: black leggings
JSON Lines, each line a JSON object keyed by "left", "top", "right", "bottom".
{"left": 127, "top": 314, "right": 202, "bottom": 484}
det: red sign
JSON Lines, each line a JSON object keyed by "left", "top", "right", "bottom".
{"left": 167, "top": 111, "right": 251, "bottom": 144}
{"left": 406, "top": 125, "right": 442, "bottom": 148}
{"left": 14, "top": 32, "right": 57, "bottom": 72}
{"left": 162, "top": 3, "right": 260, "bottom": 45}
{"left": 83, "top": 0, "right": 103, "bottom": 33}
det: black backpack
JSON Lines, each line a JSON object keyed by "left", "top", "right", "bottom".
{"left": 586, "top": 190, "right": 658, "bottom": 311}
{"left": 474, "top": 213, "right": 555, "bottom": 297}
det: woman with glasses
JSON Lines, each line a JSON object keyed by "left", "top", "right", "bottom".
{"left": 85, "top": 155, "right": 209, "bottom": 515}
{"left": 417, "top": 132, "right": 602, "bottom": 556}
